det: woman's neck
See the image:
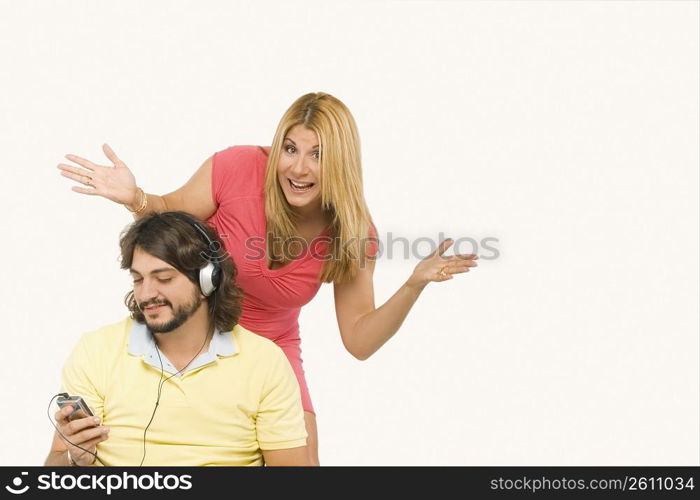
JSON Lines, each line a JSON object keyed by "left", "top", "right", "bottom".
{"left": 292, "top": 204, "right": 332, "bottom": 227}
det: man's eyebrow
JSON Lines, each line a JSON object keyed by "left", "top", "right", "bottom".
{"left": 284, "top": 137, "right": 319, "bottom": 150}
{"left": 129, "top": 267, "right": 177, "bottom": 275}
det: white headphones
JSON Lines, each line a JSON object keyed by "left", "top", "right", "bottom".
{"left": 167, "top": 212, "right": 222, "bottom": 297}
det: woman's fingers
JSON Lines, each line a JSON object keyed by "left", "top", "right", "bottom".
{"left": 435, "top": 269, "right": 454, "bottom": 281}
{"left": 433, "top": 253, "right": 478, "bottom": 269}
{"left": 443, "top": 260, "right": 477, "bottom": 273}
{"left": 436, "top": 238, "right": 454, "bottom": 257}
{"left": 72, "top": 186, "right": 99, "bottom": 195}
{"left": 425, "top": 238, "right": 454, "bottom": 259}
{"left": 452, "top": 258, "right": 478, "bottom": 267}
{"left": 446, "top": 264, "right": 472, "bottom": 274}
{"left": 59, "top": 155, "right": 102, "bottom": 192}
{"left": 446, "top": 254, "right": 478, "bottom": 265}
{"left": 428, "top": 241, "right": 479, "bottom": 261}
{"left": 450, "top": 253, "right": 479, "bottom": 262}
{"left": 59, "top": 146, "right": 138, "bottom": 205}
{"left": 64, "top": 154, "right": 98, "bottom": 171}
{"left": 62, "top": 172, "right": 100, "bottom": 195}
{"left": 431, "top": 257, "right": 478, "bottom": 281}
{"left": 57, "top": 163, "right": 92, "bottom": 177}
{"left": 102, "top": 143, "right": 123, "bottom": 166}
{"left": 59, "top": 169, "right": 92, "bottom": 185}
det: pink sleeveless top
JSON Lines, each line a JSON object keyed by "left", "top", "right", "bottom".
{"left": 206, "top": 145, "right": 377, "bottom": 414}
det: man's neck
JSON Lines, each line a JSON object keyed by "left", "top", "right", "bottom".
{"left": 151, "top": 304, "right": 213, "bottom": 367}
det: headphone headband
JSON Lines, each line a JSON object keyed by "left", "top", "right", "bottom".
{"left": 167, "top": 212, "right": 217, "bottom": 250}
{"left": 165, "top": 212, "right": 222, "bottom": 296}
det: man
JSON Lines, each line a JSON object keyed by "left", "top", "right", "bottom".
{"left": 45, "top": 212, "right": 310, "bottom": 466}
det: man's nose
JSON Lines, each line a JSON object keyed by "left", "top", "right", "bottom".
{"left": 136, "top": 279, "right": 159, "bottom": 303}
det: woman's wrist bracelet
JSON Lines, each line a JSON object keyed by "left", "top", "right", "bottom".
{"left": 126, "top": 187, "right": 148, "bottom": 214}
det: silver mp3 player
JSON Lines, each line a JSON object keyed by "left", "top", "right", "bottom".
{"left": 56, "top": 395, "right": 95, "bottom": 421}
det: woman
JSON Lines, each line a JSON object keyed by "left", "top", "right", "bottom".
{"left": 57, "top": 92, "right": 479, "bottom": 465}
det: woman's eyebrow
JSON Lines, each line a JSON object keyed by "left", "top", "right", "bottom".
{"left": 284, "top": 138, "right": 319, "bottom": 150}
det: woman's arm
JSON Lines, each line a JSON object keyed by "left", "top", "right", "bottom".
{"left": 333, "top": 239, "right": 479, "bottom": 360}
{"left": 58, "top": 144, "right": 217, "bottom": 221}
{"left": 333, "top": 258, "right": 415, "bottom": 360}
{"left": 128, "top": 155, "right": 217, "bottom": 221}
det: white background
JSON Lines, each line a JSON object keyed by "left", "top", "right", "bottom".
{"left": 0, "top": 0, "right": 697, "bottom": 466}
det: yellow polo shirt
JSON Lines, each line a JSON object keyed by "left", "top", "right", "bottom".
{"left": 59, "top": 317, "right": 307, "bottom": 466}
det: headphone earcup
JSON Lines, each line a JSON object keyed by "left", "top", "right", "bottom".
{"left": 166, "top": 213, "right": 223, "bottom": 297}
{"left": 211, "top": 265, "right": 221, "bottom": 290}
{"left": 199, "top": 262, "right": 219, "bottom": 297}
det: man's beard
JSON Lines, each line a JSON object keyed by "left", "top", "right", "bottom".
{"left": 140, "top": 288, "right": 204, "bottom": 334}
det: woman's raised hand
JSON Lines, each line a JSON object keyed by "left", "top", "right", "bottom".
{"left": 57, "top": 143, "right": 139, "bottom": 207}
{"left": 406, "top": 238, "right": 479, "bottom": 289}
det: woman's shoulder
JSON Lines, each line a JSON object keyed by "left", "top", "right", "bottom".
{"left": 211, "top": 145, "right": 271, "bottom": 200}
{"left": 213, "top": 145, "right": 270, "bottom": 166}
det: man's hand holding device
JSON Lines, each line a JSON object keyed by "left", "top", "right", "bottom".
{"left": 55, "top": 395, "right": 109, "bottom": 466}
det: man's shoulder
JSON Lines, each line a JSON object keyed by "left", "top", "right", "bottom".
{"left": 77, "top": 317, "right": 132, "bottom": 351}
{"left": 230, "top": 324, "right": 285, "bottom": 359}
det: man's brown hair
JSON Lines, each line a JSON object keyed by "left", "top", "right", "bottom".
{"left": 119, "top": 211, "right": 244, "bottom": 333}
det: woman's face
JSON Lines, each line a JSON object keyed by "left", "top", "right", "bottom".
{"left": 277, "top": 124, "right": 322, "bottom": 214}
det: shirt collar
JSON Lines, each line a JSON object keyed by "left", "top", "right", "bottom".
{"left": 127, "top": 319, "right": 238, "bottom": 373}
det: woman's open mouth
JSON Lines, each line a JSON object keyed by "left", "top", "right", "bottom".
{"left": 288, "top": 178, "right": 315, "bottom": 193}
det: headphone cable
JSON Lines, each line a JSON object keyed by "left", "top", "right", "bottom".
{"left": 139, "top": 329, "right": 211, "bottom": 467}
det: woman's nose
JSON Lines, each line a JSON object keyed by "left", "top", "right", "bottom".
{"left": 290, "top": 156, "right": 309, "bottom": 177}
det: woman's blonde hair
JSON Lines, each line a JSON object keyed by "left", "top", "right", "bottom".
{"left": 264, "top": 92, "right": 375, "bottom": 283}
